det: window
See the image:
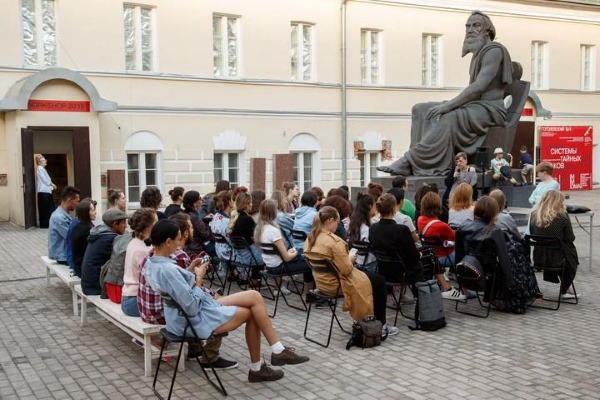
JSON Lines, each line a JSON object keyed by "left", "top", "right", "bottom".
{"left": 581, "top": 44, "right": 596, "bottom": 91}
{"left": 21, "top": 0, "right": 57, "bottom": 67}
{"left": 358, "top": 152, "right": 379, "bottom": 186}
{"left": 531, "top": 41, "right": 549, "bottom": 89}
{"left": 214, "top": 153, "right": 240, "bottom": 188}
{"left": 292, "top": 153, "right": 314, "bottom": 191}
{"left": 213, "top": 15, "right": 239, "bottom": 78}
{"left": 422, "top": 34, "right": 441, "bottom": 87}
{"left": 291, "top": 22, "right": 314, "bottom": 81}
{"left": 361, "top": 29, "right": 381, "bottom": 84}
{"left": 127, "top": 153, "right": 159, "bottom": 203}
{"left": 123, "top": 4, "right": 155, "bottom": 71}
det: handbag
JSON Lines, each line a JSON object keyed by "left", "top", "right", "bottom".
{"left": 346, "top": 315, "right": 385, "bottom": 350}
{"left": 418, "top": 247, "right": 440, "bottom": 278}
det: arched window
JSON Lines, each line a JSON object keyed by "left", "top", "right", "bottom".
{"left": 124, "top": 131, "right": 163, "bottom": 205}
{"left": 289, "top": 133, "right": 321, "bottom": 191}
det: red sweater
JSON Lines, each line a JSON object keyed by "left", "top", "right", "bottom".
{"left": 417, "top": 216, "right": 455, "bottom": 258}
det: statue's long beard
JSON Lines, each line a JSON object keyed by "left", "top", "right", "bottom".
{"left": 462, "top": 35, "right": 487, "bottom": 57}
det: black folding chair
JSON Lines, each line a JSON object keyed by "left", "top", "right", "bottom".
{"left": 208, "top": 233, "right": 232, "bottom": 289}
{"left": 259, "top": 242, "right": 307, "bottom": 318}
{"left": 350, "top": 240, "right": 373, "bottom": 271}
{"left": 372, "top": 248, "right": 414, "bottom": 326}
{"left": 152, "top": 294, "right": 227, "bottom": 399}
{"left": 419, "top": 234, "right": 455, "bottom": 272}
{"left": 227, "top": 236, "right": 265, "bottom": 295}
{"left": 303, "top": 257, "right": 350, "bottom": 348}
{"left": 291, "top": 229, "right": 308, "bottom": 246}
{"left": 525, "top": 234, "right": 578, "bottom": 310}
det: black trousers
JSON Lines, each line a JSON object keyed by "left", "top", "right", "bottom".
{"left": 37, "top": 192, "right": 55, "bottom": 228}
{"left": 364, "top": 271, "right": 387, "bottom": 324}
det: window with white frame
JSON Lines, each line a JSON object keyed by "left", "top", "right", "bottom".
{"left": 21, "top": 0, "right": 57, "bottom": 67}
{"left": 531, "top": 41, "right": 549, "bottom": 90}
{"left": 125, "top": 131, "right": 163, "bottom": 206}
{"left": 289, "top": 133, "right": 320, "bottom": 191}
{"left": 361, "top": 29, "right": 381, "bottom": 84}
{"left": 581, "top": 44, "right": 596, "bottom": 91}
{"left": 292, "top": 153, "right": 314, "bottom": 192}
{"left": 214, "top": 153, "right": 240, "bottom": 188}
{"left": 291, "top": 22, "right": 314, "bottom": 81}
{"left": 422, "top": 34, "right": 441, "bottom": 87}
{"left": 358, "top": 152, "right": 379, "bottom": 186}
{"left": 213, "top": 14, "right": 239, "bottom": 78}
{"left": 123, "top": 4, "right": 155, "bottom": 71}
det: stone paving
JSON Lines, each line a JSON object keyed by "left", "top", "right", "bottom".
{"left": 0, "top": 190, "right": 599, "bottom": 400}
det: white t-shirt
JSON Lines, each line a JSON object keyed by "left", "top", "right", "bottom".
{"left": 394, "top": 211, "right": 416, "bottom": 233}
{"left": 261, "top": 224, "right": 284, "bottom": 268}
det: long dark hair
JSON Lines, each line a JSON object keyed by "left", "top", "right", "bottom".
{"left": 348, "top": 193, "right": 374, "bottom": 243}
{"left": 182, "top": 190, "right": 201, "bottom": 213}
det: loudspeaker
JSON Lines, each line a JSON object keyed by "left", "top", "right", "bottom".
{"left": 474, "top": 146, "right": 493, "bottom": 168}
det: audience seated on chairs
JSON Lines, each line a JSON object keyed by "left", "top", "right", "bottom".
{"left": 309, "top": 186, "right": 325, "bottom": 210}
{"left": 138, "top": 214, "right": 238, "bottom": 369}
{"left": 391, "top": 176, "right": 416, "bottom": 221}
{"left": 528, "top": 162, "right": 560, "bottom": 206}
{"left": 529, "top": 190, "right": 578, "bottom": 299}
{"left": 141, "top": 187, "right": 166, "bottom": 221}
{"left": 369, "top": 194, "right": 423, "bottom": 300}
{"left": 348, "top": 193, "right": 377, "bottom": 273}
{"left": 229, "top": 191, "right": 264, "bottom": 281}
{"left": 255, "top": 199, "right": 314, "bottom": 295}
{"left": 489, "top": 190, "right": 522, "bottom": 241}
{"left": 418, "top": 192, "right": 465, "bottom": 300}
{"left": 292, "top": 190, "right": 318, "bottom": 252}
{"left": 271, "top": 190, "right": 294, "bottom": 247}
{"left": 304, "top": 206, "right": 399, "bottom": 337}
{"left": 120, "top": 208, "right": 157, "bottom": 316}
{"left": 48, "top": 186, "right": 81, "bottom": 265}
{"left": 183, "top": 190, "right": 216, "bottom": 258}
{"left": 448, "top": 183, "right": 475, "bottom": 229}
{"left": 199, "top": 180, "right": 230, "bottom": 220}
{"left": 163, "top": 186, "right": 185, "bottom": 218}
{"left": 81, "top": 208, "right": 128, "bottom": 295}
{"left": 209, "top": 190, "right": 234, "bottom": 261}
{"left": 249, "top": 190, "right": 266, "bottom": 224}
{"left": 322, "top": 195, "right": 353, "bottom": 242}
{"left": 70, "top": 197, "right": 96, "bottom": 277}
{"left": 386, "top": 188, "right": 419, "bottom": 242}
{"left": 144, "top": 219, "right": 309, "bottom": 382}
{"left": 282, "top": 182, "right": 300, "bottom": 214}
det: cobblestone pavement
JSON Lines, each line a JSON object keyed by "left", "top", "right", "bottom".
{"left": 1, "top": 190, "right": 599, "bottom": 400}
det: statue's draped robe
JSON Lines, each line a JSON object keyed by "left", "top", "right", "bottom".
{"left": 405, "top": 42, "right": 513, "bottom": 176}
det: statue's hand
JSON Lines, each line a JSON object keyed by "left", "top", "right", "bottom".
{"left": 426, "top": 103, "right": 449, "bottom": 120}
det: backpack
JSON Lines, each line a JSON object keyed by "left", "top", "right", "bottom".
{"left": 455, "top": 255, "right": 486, "bottom": 292}
{"left": 346, "top": 315, "right": 386, "bottom": 350}
{"left": 409, "top": 280, "right": 446, "bottom": 331}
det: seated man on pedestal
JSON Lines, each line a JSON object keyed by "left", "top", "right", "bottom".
{"left": 378, "top": 11, "right": 514, "bottom": 177}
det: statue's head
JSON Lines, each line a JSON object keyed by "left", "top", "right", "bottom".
{"left": 462, "top": 11, "right": 495, "bottom": 57}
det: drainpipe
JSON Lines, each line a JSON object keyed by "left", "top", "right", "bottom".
{"left": 341, "top": 0, "right": 348, "bottom": 186}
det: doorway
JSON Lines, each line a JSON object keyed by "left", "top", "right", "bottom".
{"left": 21, "top": 127, "right": 91, "bottom": 229}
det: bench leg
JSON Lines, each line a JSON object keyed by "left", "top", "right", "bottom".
{"left": 72, "top": 290, "right": 78, "bottom": 317}
{"left": 144, "top": 335, "right": 152, "bottom": 377}
{"left": 46, "top": 267, "right": 50, "bottom": 287}
{"left": 80, "top": 296, "right": 87, "bottom": 327}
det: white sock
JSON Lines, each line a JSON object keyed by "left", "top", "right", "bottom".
{"left": 271, "top": 342, "right": 285, "bottom": 354}
{"left": 250, "top": 361, "right": 262, "bottom": 372}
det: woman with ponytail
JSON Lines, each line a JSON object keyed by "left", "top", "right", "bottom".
{"left": 164, "top": 186, "right": 185, "bottom": 218}
{"left": 348, "top": 193, "right": 377, "bottom": 273}
{"left": 304, "top": 206, "right": 399, "bottom": 336}
{"left": 143, "top": 220, "right": 309, "bottom": 382}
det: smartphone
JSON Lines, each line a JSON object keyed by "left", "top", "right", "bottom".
{"left": 349, "top": 248, "right": 358, "bottom": 257}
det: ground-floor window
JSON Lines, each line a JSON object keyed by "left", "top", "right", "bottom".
{"left": 126, "top": 152, "right": 159, "bottom": 203}
{"left": 358, "top": 151, "right": 379, "bottom": 186}
{"left": 214, "top": 152, "right": 240, "bottom": 188}
{"left": 292, "top": 152, "right": 314, "bottom": 191}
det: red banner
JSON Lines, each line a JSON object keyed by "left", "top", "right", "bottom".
{"left": 540, "top": 126, "right": 593, "bottom": 190}
{"left": 27, "top": 99, "right": 90, "bottom": 112}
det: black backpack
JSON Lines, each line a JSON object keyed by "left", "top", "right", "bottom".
{"left": 346, "top": 315, "right": 386, "bottom": 349}
{"left": 410, "top": 280, "right": 446, "bottom": 331}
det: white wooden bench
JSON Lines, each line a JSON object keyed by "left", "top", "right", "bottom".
{"left": 42, "top": 256, "right": 82, "bottom": 316}
{"left": 74, "top": 284, "right": 184, "bottom": 377}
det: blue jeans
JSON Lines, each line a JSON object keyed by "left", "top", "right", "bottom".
{"left": 121, "top": 296, "right": 140, "bottom": 317}
{"left": 438, "top": 253, "right": 455, "bottom": 270}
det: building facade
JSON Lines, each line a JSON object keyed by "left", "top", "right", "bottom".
{"left": 0, "top": 0, "right": 598, "bottom": 226}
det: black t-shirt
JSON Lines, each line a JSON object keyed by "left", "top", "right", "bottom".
{"left": 71, "top": 222, "right": 92, "bottom": 277}
{"left": 163, "top": 204, "right": 182, "bottom": 218}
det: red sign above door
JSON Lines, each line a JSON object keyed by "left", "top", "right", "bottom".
{"left": 27, "top": 99, "right": 91, "bottom": 112}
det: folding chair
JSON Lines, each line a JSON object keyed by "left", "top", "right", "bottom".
{"left": 350, "top": 240, "right": 372, "bottom": 271}
{"left": 152, "top": 294, "right": 227, "bottom": 399}
{"left": 291, "top": 229, "right": 308, "bottom": 247}
{"left": 525, "top": 234, "right": 578, "bottom": 310}
{"left": 259, "top": 242, "right": 307, "bottom": 318}
{"left": 227, "top": 236, "right": 265, "bottom": 295}
{"left": 372, "top": 248, "right": 414, "bottom": 326}
{"left": 207, "top": 233, "right": 232, "bottom": 289}
{"left": 420, "top": 234, "right": 455, "bottom": 272}
{"left": 303, "top": 257, "right": 350, "bottom": 348}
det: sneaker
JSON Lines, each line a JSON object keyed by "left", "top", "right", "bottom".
{"left": 441, "top": 287, "right": 466, "bottom": 301}
{"left": 248, "top": 363, "right": 284, "bottom": 383}
{"left": 199, "top": 357, "right": 239, "bottom": 370}
{"left": 383, "top": 324, "right": 400, "bottom": 337}
{"left": 561, "top": 292, "right": 577, "bottom": 300}
{"left": 274, "top": 287, "right": 291, "bottom": 296}
{"left": 271, "top": 347, "right": 310, "bottom": 366}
